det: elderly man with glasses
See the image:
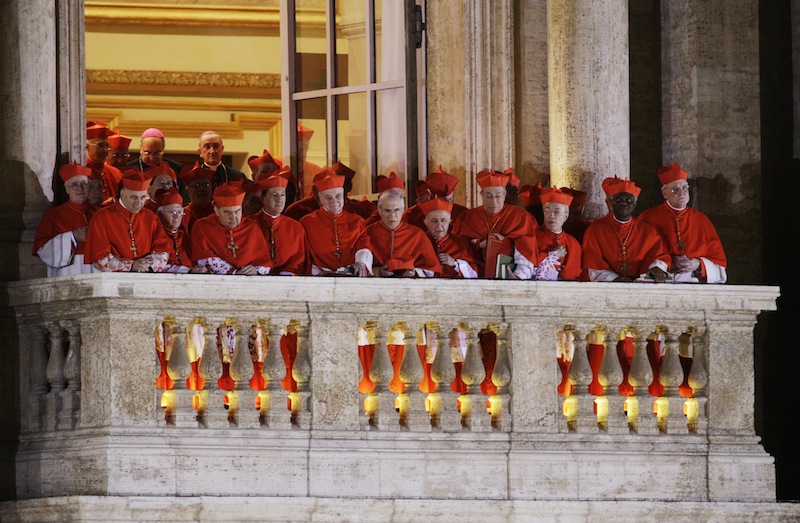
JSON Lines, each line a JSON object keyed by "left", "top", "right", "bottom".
{"left": 85, "top": 121, "right": 122, "bottom": 205}
{"left": 638, "top": 163, "right": 727, "bottom": 283}
{"left": 33, "top": 163, "right": 99, "bottom": 276}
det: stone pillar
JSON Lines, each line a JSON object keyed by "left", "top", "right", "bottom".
{"left": 547, "top": 0, "right": 630, "bottom": 219}
{"left": 661, "top": 1, "right": 760, "bottom": 283}
{"left": 426, "top": 1, "right": 515, "bottom": 206}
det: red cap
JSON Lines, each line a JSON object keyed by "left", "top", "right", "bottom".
{"left": 180, "top": 162, "right": 215, "bottom": 184}
{"left": 377, "top": 172, "right": 405, "bottom": 192}
{"left": 247, "top": 174, "right": 289, "bottom": 193}
{"left": 561, "top": 187, "right": 587, "bottom": 209}
{"left": 108, "top": 132, "right": 132, "bottom": 149}
{"left": 314, "top": 171, "right": 346, "bottom": 192}
{"left": 59, "top": 162, "right": 93, "bottom": 182}
{"left": 602, "top": 177, "right": 641, "bottom": 198}
{"left": 419, "top": 195, "right": 453, "bottom": 216}
{"left": 213, "top": 182, "right": 246, "bottom": 207}
{"left": 476, "top": 169, "right": 510, "bottom": 189}
{"left": 539, "top": 187, "right": 574, "bottom": 206}
{"left": 329, "top": 161, "right": 356, "bottom": 181}
{"left": 120, "top": 170, "right": 151, "bottom": 191}
{"left": 86, "top": 121, "right": 109, "bottom": 140}
{"left": 147, "top": 161, "right": 176, "bottom": 181}
{"left": 155, "top": 187, "right": 183, "bottom": 207}
{"left": 503, "top": 167, "right": 521, "bottom": 187}
{"left": 298, "top": 123, "right": 315, "bottom": 143}
{"left": 425, "top": 166, "right": 458, "bottom": 197}
{"left": 247, "top": 150, "right": 279, "bottom": 174}
{"left": 518, "top": 182, "right": 543, "bottom": 207}
{"left": 657, "top": 163, "right": 688, "bottom": 185}
{"left": 415, "top": 180, "right": 430, "bottom": 197}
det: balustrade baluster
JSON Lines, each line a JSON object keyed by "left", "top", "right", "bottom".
{"left": 43, "top": 323, "right": 66, "bottom": 431}
{"left": 202, "top": 319, "right": 228, "bottom": 429}
{"left": 460, "top": 323, "right": 490, "bottom": 432}
{"left": 491, "top": 323, "right": 512, "bottom": 432}
{"left": 628, "top": 336, "right": 657, "bottom": 435}
{"left": 60, "top": 320, "right": 81, "bottom": 430}
{"left": 658, "top": 334, "right": 687, "bottom": 434}
{"left": 398, "top": 323, "right": 428, "bottom": 431}
{"left": 686, "top": 331, "right": 708, "bottom": 434}
{"left": 263, "top": 321, "right": 292, "bottom": 429}
{"left": 27, "top": 325, "right": 48, "bottom": 432}
{"left": 291, "top": 322, "right": 312, "bottom": 429}
{"left": 568, "top": 330, "right": 595, "bottom": 433}
{"left": 369, "top": 323, "right": 398, "bottom": 430}
{"left": 168, "top": 318, "right": 196, "bottom": 428}
{"left": 598, "top": 327, "right": 626, "bottom": 433}
{"left": 428, "top": 322, "right": 457, "bottom": 431}
{"left": 232, "top": 320, "right": 256, "bottom": 427}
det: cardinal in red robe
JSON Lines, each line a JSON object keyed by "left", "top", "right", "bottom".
{"left": 367, "top": 190, "right": 441, "bottom": 277}
{"left": 85, "top": 121, "right": 122, "bottom": 205}
{"left": 638, "top": 163, "right": 727, "bottom": 283}
{"left": 581, "top": 177, "right": 670, "bottom": 282}
{"left": 451, "top": 170, "right": 538, "bottom": 279}
{"left": 300, "top": 170, "right": 373, "bottom": 276}
{"left": 419, "top": 196, "right": 481, "bottom": 278}
{"left": 85, "top": 170, "right": 170, "bottom": 272}
{"left": 533, "top": 187, "right": 582, "bottom": 281}
{"left": 33, "top": 163, "right": 98, "bottom": 276}
{"left": 190, "top": 182, "right": 272, "bottom": 275}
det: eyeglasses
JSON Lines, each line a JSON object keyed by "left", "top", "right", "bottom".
{"left": 111, "top": 152, "right": 131, "bottom": 159}
{"left": 189, "top": 182, "right": 212, "bottom": 189}
{"left": 153, "top": 179, "right": 175, "bottom": 188}
{"left": 159, "top": 210, "right": 185, "bottom": 218}
{"left": 66, "top": 182, "right": 89, "bottom": 189}
{"left": 88, "top": 142, "right": 109, "bottom": 149}
{"left": 669, "top": 185, "right": 690, "bottom": 195}
{"left": 142, "top": 150, "right": 164, "bottom": 157}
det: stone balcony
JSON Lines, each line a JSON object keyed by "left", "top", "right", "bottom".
{"left": 2, "top": 273, "right": 798, "bottom": 521}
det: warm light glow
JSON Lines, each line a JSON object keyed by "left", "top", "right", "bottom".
{"left": 223, "top": 391, "right": 239, "bottom": 413}
{"left": 488, "top": 396, "right": 502, "bottom": 420}
{"left": 625, "top": 397, "right": 639, "bottom": 428}
{"left": 160, "top": 390, "right": 175, "bottom": 412}
{"left": 289, "top": 392, "right": 302, "bottom": 414}
{"left": 427, "top": 393, "right": 441, "bottom": 416}
{"left": 192, "top": 390, "right": 207, "bottom": 412}
{"left": 685, "top": 398, "right": 699, "bottom": 431}
{"left": 396, "top": 393, "right": 409, "bottom": 417}
{"left": 595, "top": 396, "right": 608, "bottom": 428}
{"left": 424, "top": 395, "right": 432, "bottom": 413}
{"left": 655, "top": 397, "right": 669, "bottom": 432}
{"left": 459, "top": 395, "right": 472, "bottom": 416}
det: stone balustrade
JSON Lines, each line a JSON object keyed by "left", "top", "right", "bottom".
{"left": 5, "top": 273, "right": 780, "bottom": 504}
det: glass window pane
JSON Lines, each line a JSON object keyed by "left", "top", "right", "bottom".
{"left": 376, "top": 88, "right": 406, "bottom": 179}
{"left": 296, "top": 98, "right": 328, "bottom": 198}
{"left": 336, "top": 92, "right": 371, "bottom": 196}
{"left": 335, "top": 0, "right": 366, "bottom": 87}
{"left": 376, "top": 0, "right": 404, "bottom": 83}
{"left": 296, "top": 1, "right": 328, "bottom": 92}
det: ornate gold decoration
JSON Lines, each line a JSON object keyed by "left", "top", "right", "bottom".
{"left": 85, "top": 2, "right": 325, "bottom": 30}
{"left": 87, "top": 69, "right": 281, "bottom": 98}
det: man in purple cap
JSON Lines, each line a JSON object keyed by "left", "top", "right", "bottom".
{"left": 129, "top": 127, "right": 183, "bottom": 175}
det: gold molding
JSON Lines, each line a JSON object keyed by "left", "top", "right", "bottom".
{"left": 84, "top": 2, "right": 325, "bottom": 30}
{"left": 87, "top": 95, "right": 281, "bottom": 113}
{"left": 85, "top": 111, "right": 282, "bottom": 141}
{"left": 86, "top": 69, "right": 281, "bottom": 98}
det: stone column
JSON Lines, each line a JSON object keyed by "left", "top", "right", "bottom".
{"left": 661, "top": 1, "right": 760, "bottom": 283}
{"left": 427, "top": 1, "right": 515, "bottom": 206}
{"left": 547, "top": 0, "right": 630, "bottom": 219}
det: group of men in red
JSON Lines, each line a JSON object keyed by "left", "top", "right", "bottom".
{"left": 33, "top": 121, "right": 727, "bottom": 283}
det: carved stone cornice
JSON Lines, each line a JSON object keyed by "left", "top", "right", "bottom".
{"left": 86, "top": 69, "right": 281, "bottom": 98}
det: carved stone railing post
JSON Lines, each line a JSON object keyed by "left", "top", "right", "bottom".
{"left": 628, "top": 335, "right": 657, "bottom": 435}
{"left": 598, "top": 327, "right": 625, "bottom": 433}
{"left": 369, "top": 323, "right": 397, "bottom": 430}
{"left": 427, "top": 322, "right": 454, "bottom": 430}
{"left": 27, "top": 324, "right": 49, "bottom": 432}
{"left": 169, "top": 318, "right": 196, "bottom": 428}
{"left": 491, "top": 323, "right": 512, "bottom": 432}
{"left": 203, "top": 318, "right": 228, "bottom": 429}
{"left": 291, "top": 322, "right": 312, "bottom": 429}
{"left": 568, "top": 329, "right": 595, "bottom": 433}
{"left": 687, "top": 331, "right": 708, "bottom": 434}
{"left": 189, "top": 317, "right": 212, "bottom": 428}
{"left": 232, "top": 320, "right": 256, "bottom": 428}
{"left": 397, "top": 322, "right": 428, "bottom": 431}
{"left": 60, "top": 320, "right": 82, "bottom": 430}
{"left": 263, "top": 321, "right": 291, "bottom": 429}
{"left": 460, "top": 323, "right": 490, "bottom": 432}
{"left": 44, "top": 322, "right": 66, "bottom": 431}
{"left": 658, "top": 334, "right": 687, "bottom": 435}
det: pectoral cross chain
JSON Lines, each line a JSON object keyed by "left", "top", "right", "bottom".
{"left": 227, "top": 230, "right": 239, "bottom": 258}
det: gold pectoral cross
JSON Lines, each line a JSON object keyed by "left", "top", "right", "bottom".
{"left": 227, "top": 232, "right": 239, "bottom": 258}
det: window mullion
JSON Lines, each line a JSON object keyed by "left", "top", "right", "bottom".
{"left": 366, "top": 0, "right": 377, "bottom": 188}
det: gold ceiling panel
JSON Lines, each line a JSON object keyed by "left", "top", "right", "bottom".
{"left": 84, "top": 2, "right": 325, "bottom": 29}
{"left": 87, "top": 95, "right": 281, "bottom": 113}
{"left": 85, "top": 111, "right": 282, "bottom": 140}
{"left": 86, "top": 69, "right": 281, "bottom": 98}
